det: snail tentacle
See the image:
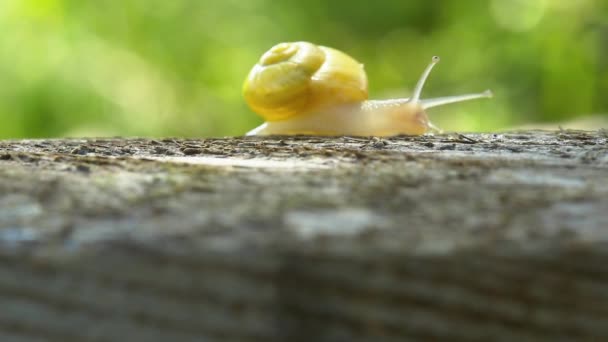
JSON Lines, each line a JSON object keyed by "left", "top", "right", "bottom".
{"left": 410, "top": 56, "right": 440, "bottom": 103}
{"left": 421, "top": 90, "right": 493, "bottom": 110}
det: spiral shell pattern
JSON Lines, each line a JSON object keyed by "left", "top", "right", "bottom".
{"left": 243, "top": 42, "right": 368, "bottom": 122}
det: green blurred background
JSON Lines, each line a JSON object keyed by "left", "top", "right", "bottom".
{"left": 0, "top": 0, "right": 606, "bottom": 139}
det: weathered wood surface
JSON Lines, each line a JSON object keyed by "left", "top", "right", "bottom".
{"left": 0, "top": 130, "right": 607, "bottom": 341}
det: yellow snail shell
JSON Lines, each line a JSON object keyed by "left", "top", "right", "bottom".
{"left": 243, "top": 41, "right": 492, "bottom": 136}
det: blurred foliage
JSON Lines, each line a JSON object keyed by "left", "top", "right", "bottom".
{"left": 0, "top": 0, "right": 606, "bottom": 138}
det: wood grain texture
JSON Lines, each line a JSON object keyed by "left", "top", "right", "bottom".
{"left": 0, "top": 130, "right": 606, "bottom": 341}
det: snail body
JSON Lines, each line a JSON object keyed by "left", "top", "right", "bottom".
{"left": 243, "top": 42, "right": 492, "bottom": 136}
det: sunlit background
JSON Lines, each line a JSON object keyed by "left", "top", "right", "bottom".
{"left": 0, "top": 0, "right": 606, "bottom": 138}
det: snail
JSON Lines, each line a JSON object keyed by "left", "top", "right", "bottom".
{"left": 243, "top": 41, "right": 492, "bottom": 136}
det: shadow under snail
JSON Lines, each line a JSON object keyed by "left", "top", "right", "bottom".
{"left": 243, "top": 41, "right": 492, "bottom": 136}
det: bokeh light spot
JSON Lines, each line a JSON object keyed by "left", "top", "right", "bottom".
{"left": 490, "top": 0, "right": 547, "bottom": 32}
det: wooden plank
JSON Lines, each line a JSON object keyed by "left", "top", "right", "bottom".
{"left": 0, "top": 130, "right": 606, "bottom": 341}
